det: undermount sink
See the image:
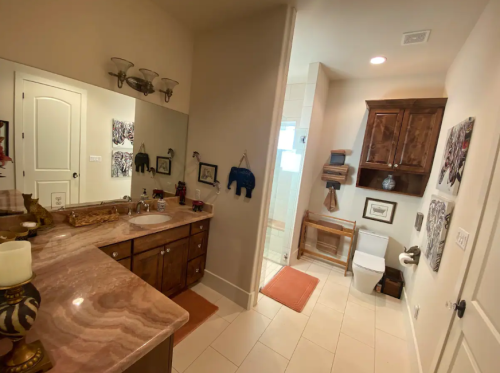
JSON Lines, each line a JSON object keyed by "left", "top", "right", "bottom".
{"left": 129, "top": 215, "right": 172, "bottom": 225}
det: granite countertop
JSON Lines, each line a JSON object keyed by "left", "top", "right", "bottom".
{"left": 0, "top": 198, "right": 214, "bottom": 373}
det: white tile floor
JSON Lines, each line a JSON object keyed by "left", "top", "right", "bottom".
{"left": 174, "top": 257, "right": 413, "bottom": 373}
{"left": 260, "top": 258, "right": 283, "bottom": 288}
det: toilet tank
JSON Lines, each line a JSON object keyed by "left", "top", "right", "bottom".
{"left": 356, "top": 229, "right": 389, "bottom": 258}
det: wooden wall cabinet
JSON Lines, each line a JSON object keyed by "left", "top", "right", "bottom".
{"left": 357, "top": 98, "right": 447, "bottom": 197}
{"left": 99, "top": 218, "right": 210, "bottom": 298}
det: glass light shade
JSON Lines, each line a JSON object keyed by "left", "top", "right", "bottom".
{"left": 111, "top": 57, "right": 134, "bottom": 73}
{"left": 139, "top": 68, "right": 159, "bottom": 83}
{"left": 370, "top": 56, "right": 387, "bottom": 65}
{"left": 162, "top": 78, "right": 179, "bottom": 91}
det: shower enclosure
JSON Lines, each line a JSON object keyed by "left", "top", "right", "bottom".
{"left": 263, "top": 121, "right": 308, "bottom": 266}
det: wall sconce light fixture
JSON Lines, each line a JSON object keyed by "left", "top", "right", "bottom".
{"left": 108, "top": 57, "right": 178, "bottom": 101}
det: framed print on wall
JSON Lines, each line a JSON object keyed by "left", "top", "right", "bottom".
{"left": 198, "top": 162, "right": 218, "bottom": 185}
{"left": 362, "top": 198, "right": 397, "bottom": 224}
{"left": 0, "top": 120, "right": 9, "bottom": 156}
{"left": 156, "top": 156, "right": 172, "bottom": 175}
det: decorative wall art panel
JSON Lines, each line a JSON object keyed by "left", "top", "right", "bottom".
{"left": 111, "top": 150, "right": 133, "bottom": 178}
{"left": 112, "top": 119, "right": 134, "bottom": 148}
{"left": 425, "top": 195, "right": 454, "bottom": 272}
{"left": 436, "top": 117, "right": 474, "bottom": 195}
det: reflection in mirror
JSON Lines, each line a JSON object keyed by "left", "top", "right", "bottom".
{"left": 0, "top": 57, "right": 188, "bottom": 216}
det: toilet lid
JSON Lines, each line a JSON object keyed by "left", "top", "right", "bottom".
{"left": 353, "top": 251, "right": 385, "bottom": 273}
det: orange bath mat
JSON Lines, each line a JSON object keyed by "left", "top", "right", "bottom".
{"left": 172, "top": 289, "right": 219, "bottom": 346}
{"left": 261, "top": 266, "right": 319, "bottom": 312}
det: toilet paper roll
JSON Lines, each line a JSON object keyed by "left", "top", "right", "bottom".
{"left": 399, "top": 253, "right": 414, "bottom": 268}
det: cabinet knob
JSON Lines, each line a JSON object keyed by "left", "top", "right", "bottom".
{"left": 388, "top": 163, "right": 392, "bottom": 167}
{"left": 166, "top": 248, "right": 170, "bottom": 253}
{"left": 394, "top": 164, "right": 399, "bottom": 168}
{"left": 195, "top": 268, "right": 200, "bottom": 273}
{"left": 199, "top": 225, "right": 203, "bottom": 230}
{"left": 198, "top": 244, "right": 202, "bottom": 248}
{"left": 160, "top": 250, "right": 165, "bottom": 255}
{"left": 112, "top": 252, "right": 119, "bottom": 258}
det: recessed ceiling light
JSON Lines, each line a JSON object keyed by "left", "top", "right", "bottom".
{"left": 370, "top": 56, "right": 387, "bottom": 65}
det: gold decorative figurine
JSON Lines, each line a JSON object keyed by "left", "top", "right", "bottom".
{"left": 0, "top": 275, "right": 53, "bottom": 373}
{"left": 21, "top": 195, "right": 53, "bottom": 227}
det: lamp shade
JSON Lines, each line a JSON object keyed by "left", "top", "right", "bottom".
{"left": 162, "top": 78, "right": 179, "bottom": 91}
{"left": 111, "top": 57, "right": 134, "bottom": 73}
{"left": 139, "top": 68, "right": 159, "bottom": 83}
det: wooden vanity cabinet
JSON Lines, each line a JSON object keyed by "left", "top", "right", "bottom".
{"left": 133, "top": 247, "right": 164, "bottom": 290}
{"left": 161, "top": 238, "right": 189, "bottom": 297}
{"left": 357, "top": 98, "right": 447, "bottom": 197}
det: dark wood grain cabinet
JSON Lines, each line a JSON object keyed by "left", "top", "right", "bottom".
{"left": 357, "top": 98, "right": 447, "bottom": 197}
{"left": 99, "top": 219, "right": 210, "bottom": 298}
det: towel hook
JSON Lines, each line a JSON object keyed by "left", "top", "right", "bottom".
{"left": 193, "top": 151, "right": 201, "bottom": 162}
{"left": 238, "top": 150, "right": 250, "bottom": 169}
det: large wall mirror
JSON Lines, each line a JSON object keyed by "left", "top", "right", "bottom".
{"left": 0, "top": 57, "right": 188, "bottom": 215}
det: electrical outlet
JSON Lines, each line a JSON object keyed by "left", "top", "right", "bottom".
{"left": 456, "top": 228, "right": 469, "bottom": 251}
{"left": 413, "top": 305, "right": 420, "bottom": 320}
{"left": 51, "top": 192, "right": 66, "bottom": 209}
{"left": 90, "top": 155, "right": 102, "bottom": 162}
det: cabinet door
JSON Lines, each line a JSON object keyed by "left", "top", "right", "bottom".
{"left": 161, "top": 238, "right": 189, "bottom": 297}
{"left": 133, "top": 247, "right": 163, "bottom": 291}
{"left": 393, "top": 108, "right": 443, "bottom": 173}
{"left": 188, "top": 231, "right": 208, "bottom": 261}
{"left": 360, "top": 108, "right": 404, "bottom": 169}
{"left": 187, "top": 255, "right": 206, "bottom": 287}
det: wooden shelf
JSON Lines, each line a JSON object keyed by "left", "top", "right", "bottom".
{"left": 356, "top": 167, "right": 428, "bottom": 197}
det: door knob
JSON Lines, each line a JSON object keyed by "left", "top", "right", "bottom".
{"left": 112, "top": 252, "right": 118, "bottom": 258}
{"left": 394, "top": 164, "right": 399, "bottom": 168}
{"left": 388, "top": 163, "right": 392, "bottom": 167}
{"left": 198, "top": 244, "right": 201, "bottom": 248}
{"left": 452, "top": 300, "right": 467, "bottom": 318}
{"left": 166, "top": 248, "right": 170, "bottom": 253}
{"left": 195, "top": 268, "right": 200, "bottom": 273}
{"left": 73, "top": 172, "right": 79, "bottom": 178}
{"left": 160, "top": 250, "right": 165, "bottom": 255}
{"left": 199, "top": 225, "right": 203, "bottom": 230}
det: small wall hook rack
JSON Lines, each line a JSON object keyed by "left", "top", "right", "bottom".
{"left": 167, "top": 148, "right": 174, "bottom": 159}
{"left": 193, "top": 151, "right": 201, "bottom": 162}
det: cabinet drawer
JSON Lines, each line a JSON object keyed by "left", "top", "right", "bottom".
{"left": 191, "top": 219, "right": 209, "bottom": 235}
{"left": 100, "top": 241, "right": 131, "bottom": 260}
{"left": 118, "top": 257, "right": 131, "bottom": 270}
{"left": 188, "top": 231, "right": 208, "bottom": 261}
{"left": 187, "top": 255, "right": 206, "bottom": 286}
{"left": 134, "top": 225, "right": 190, "bottom": 254}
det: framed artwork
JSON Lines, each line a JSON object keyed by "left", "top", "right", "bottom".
{"left": 111, "top": 150, "right": 133, "bottom": 178}
{"left": 156, "top": 156, "right": 172, "bottom": 175}
{"left": 112, "top": 119, "right": 134, "bottom": 148}
{"left": 0, "top": 120, "right": 9, "bottom": 156}
{"left": 425, "top": 195, "right": 454, "bottom": 272}
{"left": 436, "top": 117, "right": 474, "bottom": 195}
{"left": 362, "top": 198, "right": 397, "bottom": 224}
{"left": 198, "top": 162, "right": 218, "bottom": 185}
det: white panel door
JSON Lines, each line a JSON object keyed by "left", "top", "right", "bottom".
{"left": 438, "top": 146, "right": 500, "bottom": 373}
{"left": 22, "top": 80, "right": 82, "bottom": 207}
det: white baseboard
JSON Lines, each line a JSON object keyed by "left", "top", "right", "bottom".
{"left": 202, "top": 270, "right": 254, "bottom": 310}
{"left": 403, "top": 288, "right": 424, "bottom": 373}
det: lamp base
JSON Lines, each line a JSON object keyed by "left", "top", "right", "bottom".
{"left": 0, "top": 340, "right": 53, "bottom": 373}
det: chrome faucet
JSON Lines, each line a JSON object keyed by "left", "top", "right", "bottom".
{"left": 136, "top": 200, "right": 147, "bottom": 214}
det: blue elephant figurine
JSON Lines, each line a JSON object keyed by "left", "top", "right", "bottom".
{"left": 227, "top": 167, "right": 255, "bottom": 198}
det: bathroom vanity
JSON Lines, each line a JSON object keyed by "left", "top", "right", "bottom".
{"left": 100, "top": 217, "right": 210, "bottom": 297}
{"left": 0, "top": 198, "right": 213, "bottom": 373}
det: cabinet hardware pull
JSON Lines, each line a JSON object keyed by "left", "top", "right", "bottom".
{"left": 394, "top": 164, "right": 399, "bottom": 167}
{"left": 198, "top": 244, "right": 201, "bottom": 248}
{"left": 112, "top": 252, "right": 119, "bottom": 258}
{"left": 166, "top": 248, "right": 170, "bottom": 253}
{"left": 199, "top": 225, "right": 203, "bottom": 230}
{"left": 195, "top": 268, "right": 200, "bottom": 273}
{"left": 160, "top": 250, "right": 165, "bottom": 255}
{"left": 388, "top": 163, "right": 392, "bottom": 167}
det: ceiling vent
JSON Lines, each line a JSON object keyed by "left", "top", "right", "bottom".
{"left": 401, "top": 30, "right": 431, "bottom": 46}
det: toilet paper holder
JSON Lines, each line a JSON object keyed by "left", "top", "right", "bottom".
{"left": 403, "top": 246, "right": 421, "bottom": 265}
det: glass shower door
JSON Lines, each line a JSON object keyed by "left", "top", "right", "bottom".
{"left": 264, "top": 121, "right": 308, "bottom": 266}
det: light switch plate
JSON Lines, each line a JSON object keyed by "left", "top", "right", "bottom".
{"left": 90, "top": 155, "right": 102, "bottom": 162}
{"left": 413, "top": 305, "right": 420, "bottom": 320}
{"left": 456, "top": 227, "right": 469, "bottom": 251}
{"left": 51, "top": 192, "right": 66, "bottom": 209}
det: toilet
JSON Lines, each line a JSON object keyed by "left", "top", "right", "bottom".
{"left": 352, "top": 229, "right": 388, "bottom": 294}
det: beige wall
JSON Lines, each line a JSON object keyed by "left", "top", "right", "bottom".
{"left": 305, "top": 73, "right": 446, "bottom": 269}
{"left": 132, "top": 100, "right": 188, "bottom": 198}
{"left": 405, "top": 1, "right": 500, "bottom": 371}
{"left": 185, "top": 6, "right": 294, "bottom": 306}
{"left": 0, "top": 0, "right": 193, "bottom": 114}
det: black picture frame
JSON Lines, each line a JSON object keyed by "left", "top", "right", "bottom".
{"left": 362, "top": 198, "right": 397, "bottom": 224}
{"left": 198, "top": 162, "right": 218, "bottom": 185}
{"left": 0, "top": 120, "right": 9, "bottom": 157}
{"left": 156, "top": 156, "right": 171, "bottom": 175}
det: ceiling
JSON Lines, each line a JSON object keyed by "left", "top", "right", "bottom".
{"left": 153, "top": 0, "right": 489, "bottom": 81}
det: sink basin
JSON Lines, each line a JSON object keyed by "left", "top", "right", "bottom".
{"left": 129, "top": 215, "right": 172, "bottom": 225}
